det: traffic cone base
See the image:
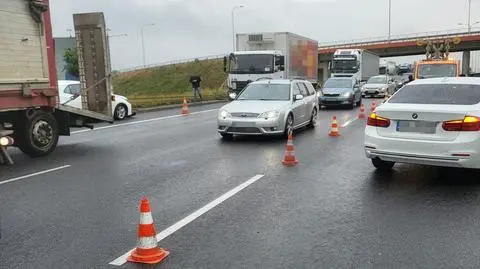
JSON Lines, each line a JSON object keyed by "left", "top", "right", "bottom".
{"left": 282, "top": 133, "right": 299, "bottom": 166}
{"left": 128, "top": 246, "right": 169, "bottom": 264}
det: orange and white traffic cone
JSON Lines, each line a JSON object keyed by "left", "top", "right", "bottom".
{"left": 358, "top": 103, "right": 365, "bottom": 119}
{"left": 181, "top": 97, "right": 189, "bottom": 115}
{"left": 282, "top": 132, "right": 299, "bottom": 166}
{"left": 127, "top": 197, "right": 169, "bottom": 265}
{"left": 328, "top": 116, "right": 340, "bottom": 137}
{"left": 370, "top": 101, "right": 376, "bottom": 113}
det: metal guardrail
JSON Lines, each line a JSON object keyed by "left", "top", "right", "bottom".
{"left": 117, "top": 54, "right": 225, "bottom": 73}
{"left": 319, "top": 27, "right": 480, "bottom": 49}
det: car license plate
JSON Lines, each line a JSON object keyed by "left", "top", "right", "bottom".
{"left": 231, "top": 122, "right": 254, "bottom": 127}
{"left": 396, "top": 120, "right": 437, "bottom": 134}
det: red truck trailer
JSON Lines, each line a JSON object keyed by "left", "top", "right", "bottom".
{"left": 0, "top": 0, "right": 114, "bottom": 164}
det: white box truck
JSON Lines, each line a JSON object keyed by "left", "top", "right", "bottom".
{"left": 331, "top": 49, "right": 379, "bottom": 83}
{"left": 223, "top": 32, "right": 318, "bottom": 98}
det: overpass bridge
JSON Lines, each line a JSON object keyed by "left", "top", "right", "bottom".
{"left": 317, "top": 27, "right": 480, "bottom": 83}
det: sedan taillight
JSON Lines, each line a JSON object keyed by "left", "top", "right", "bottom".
{"left": 442, "top": 116, "right": 480, "bottom": 131}
{"left": 367, "top": 112, "right": 390, "bottom": 128}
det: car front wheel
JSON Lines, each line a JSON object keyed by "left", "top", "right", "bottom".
{"left": 284, "top": 114, "right": 294, "bottom": 138}
{"left": 114, "top": 104, "right": 128, "bottom": 120}
{"left": 307, "top": 108, "right": 318, "bottom": 129}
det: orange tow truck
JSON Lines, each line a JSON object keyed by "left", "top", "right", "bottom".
{"left": 414, "top": 38, "right": 461, "bottom": 80}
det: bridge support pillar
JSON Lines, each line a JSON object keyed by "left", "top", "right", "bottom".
{"left": 462, "top": 51, "right": 471, "bottom": 76}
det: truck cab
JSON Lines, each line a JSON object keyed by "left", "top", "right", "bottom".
{"left": 414, "top": 38, "right": 461, "bottom": 80}
{"left": 224, "top": 32, "right": 318, "bottom": 99}
{"left": 414, "top": 59, "right": 460, "bottom": 79}
{"left": 224, "top": 51, "right": 285, "bottom": 96}
{"left": 331, "top": 49, "right": 380, "bottom": 83}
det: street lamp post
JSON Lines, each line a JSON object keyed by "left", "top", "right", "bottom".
{"left": 468, "top": 0, "right": 472, "bottom": 33}
{"left": 388, "top": 0, "right": 392, "bottom": 41}
{"left": 106, "top": 29, "right": 128, "bottom": 71}
{"left": 231, "top": 5, "right": 244, "bottom": 51}
{"left": 141, "top": 23, "right": 155, "bottom": 67}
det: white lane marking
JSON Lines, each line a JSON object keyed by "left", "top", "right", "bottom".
{"left": 71, "top": 108, "right": 218, "bottom": 134}
{"left": 342, "top": 118, "right": 359, "bottom": 128}
{"left": 109, "top": 174, "right": 265, "bottom": 266}
{"left": 0, "top": 165, "right": 71, "bottom": 186}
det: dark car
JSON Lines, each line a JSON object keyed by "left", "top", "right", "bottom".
{"left": 318, "top": 77, "right": 361, "bottom": 109}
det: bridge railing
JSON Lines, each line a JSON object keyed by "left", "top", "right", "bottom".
{"left": 117, "top": 54, "right": 225, "bottom": 73}
{"left": 319, "top": 27, "right": 480, "bottom": 49}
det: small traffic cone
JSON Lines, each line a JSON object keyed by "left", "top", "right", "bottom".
{"left": 370, "top": 101, "right": 376, "bottom": 113}
{"left": 282, "top": 132, "right": 299, "bottom": 166}
{"left": 358, "top": 103, "right": 365, "bottom": 119}
{"left": 127, "top": 197, "right": 169, "bottom": 265}
{"left": 328, "top": 116, "right": 340, "bottom": 137}
{"left": 181, "top": 97, "right": 189, "bottom": 115}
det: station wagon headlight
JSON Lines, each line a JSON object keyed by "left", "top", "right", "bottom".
{"left": 258, "top": 110, "right": 280, "bottom": 119}
{"left": 219, "top": 109, "right": 231, "bottom": 118}
{"left": 342, "top": 92, "right": 352, "bottom": 97}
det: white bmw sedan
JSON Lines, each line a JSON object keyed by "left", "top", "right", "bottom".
{"left": 365, "top": 77, "right": 480, "bottom": 170}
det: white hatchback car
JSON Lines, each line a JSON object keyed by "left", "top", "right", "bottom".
{"left": 58, "top": 80, "right": 134, "bottom": 120}
{"left": 365, "top": 77, "right": 480, "bottom": 170}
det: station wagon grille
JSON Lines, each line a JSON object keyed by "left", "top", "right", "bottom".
{"left": 231, "top": 112, "right": 259, "bottom": 118}
{"left": 227, "top": 127, "right": 261, "bottom": 134}
{"left": 323, "top": 93, "right": 340, "bottom": 97}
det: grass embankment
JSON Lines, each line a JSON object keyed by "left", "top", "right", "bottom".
{"left": 112, "top": 58, "right": 228, "bottom": 108}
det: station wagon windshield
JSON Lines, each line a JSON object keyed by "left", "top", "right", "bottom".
{"left": 324, "top": 79, "right": 352, "bottom": 88}
{"left": 367, "top": 76, "right": 387, "bottom": 84}
{"left": 236, "top": 84, "right": 291, "bottom": 101}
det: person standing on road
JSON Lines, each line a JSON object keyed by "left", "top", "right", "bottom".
{"left": 189, "top": 75, "right": 203, "bottom": 102}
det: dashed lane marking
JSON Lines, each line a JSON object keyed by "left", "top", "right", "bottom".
{"left": 0, "top": 165, "right": 72, "bottom": 186}
{"left": 342, "top": 118, "right": 359, "bottom": 128}
{"left": 109, "top": 174, "right": 265, "bottom": 266}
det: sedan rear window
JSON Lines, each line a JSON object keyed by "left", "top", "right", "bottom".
{"left": 388, "top": 84, "right": 480, "bottom": 105}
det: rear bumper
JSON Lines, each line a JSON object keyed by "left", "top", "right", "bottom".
{"left": 364, "top": 126, "right": 480, "bottom": 169}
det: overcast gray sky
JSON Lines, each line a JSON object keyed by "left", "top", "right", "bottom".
{"left": 50, "top": 0, "right": 480, "bottom": 70}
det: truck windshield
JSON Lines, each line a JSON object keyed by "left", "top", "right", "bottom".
{"left": 324, "top": 79, "right": 352, "bottom": 88}
{"left": 417, "top": 64, "right": 457, "bottom": 79}
{"left": 236, "top": 83, "right": 290, "bottom": 101}
{"left": 332, "top": 58, "right": 358, "bottom": 73}
{"left": 230, "top": 54, "right": 275, "bottom": 74}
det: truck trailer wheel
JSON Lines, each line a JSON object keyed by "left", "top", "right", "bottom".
{"left": 16, "top": 111, "right": 59, "bottom": 157}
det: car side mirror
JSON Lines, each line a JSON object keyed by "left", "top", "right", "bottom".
{"left": 294, "top": 94, "right": 304, "bottom": 101}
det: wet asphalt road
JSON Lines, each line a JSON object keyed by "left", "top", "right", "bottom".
{"left": 2, "top": 99, "right": 480, "bottom": 268}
